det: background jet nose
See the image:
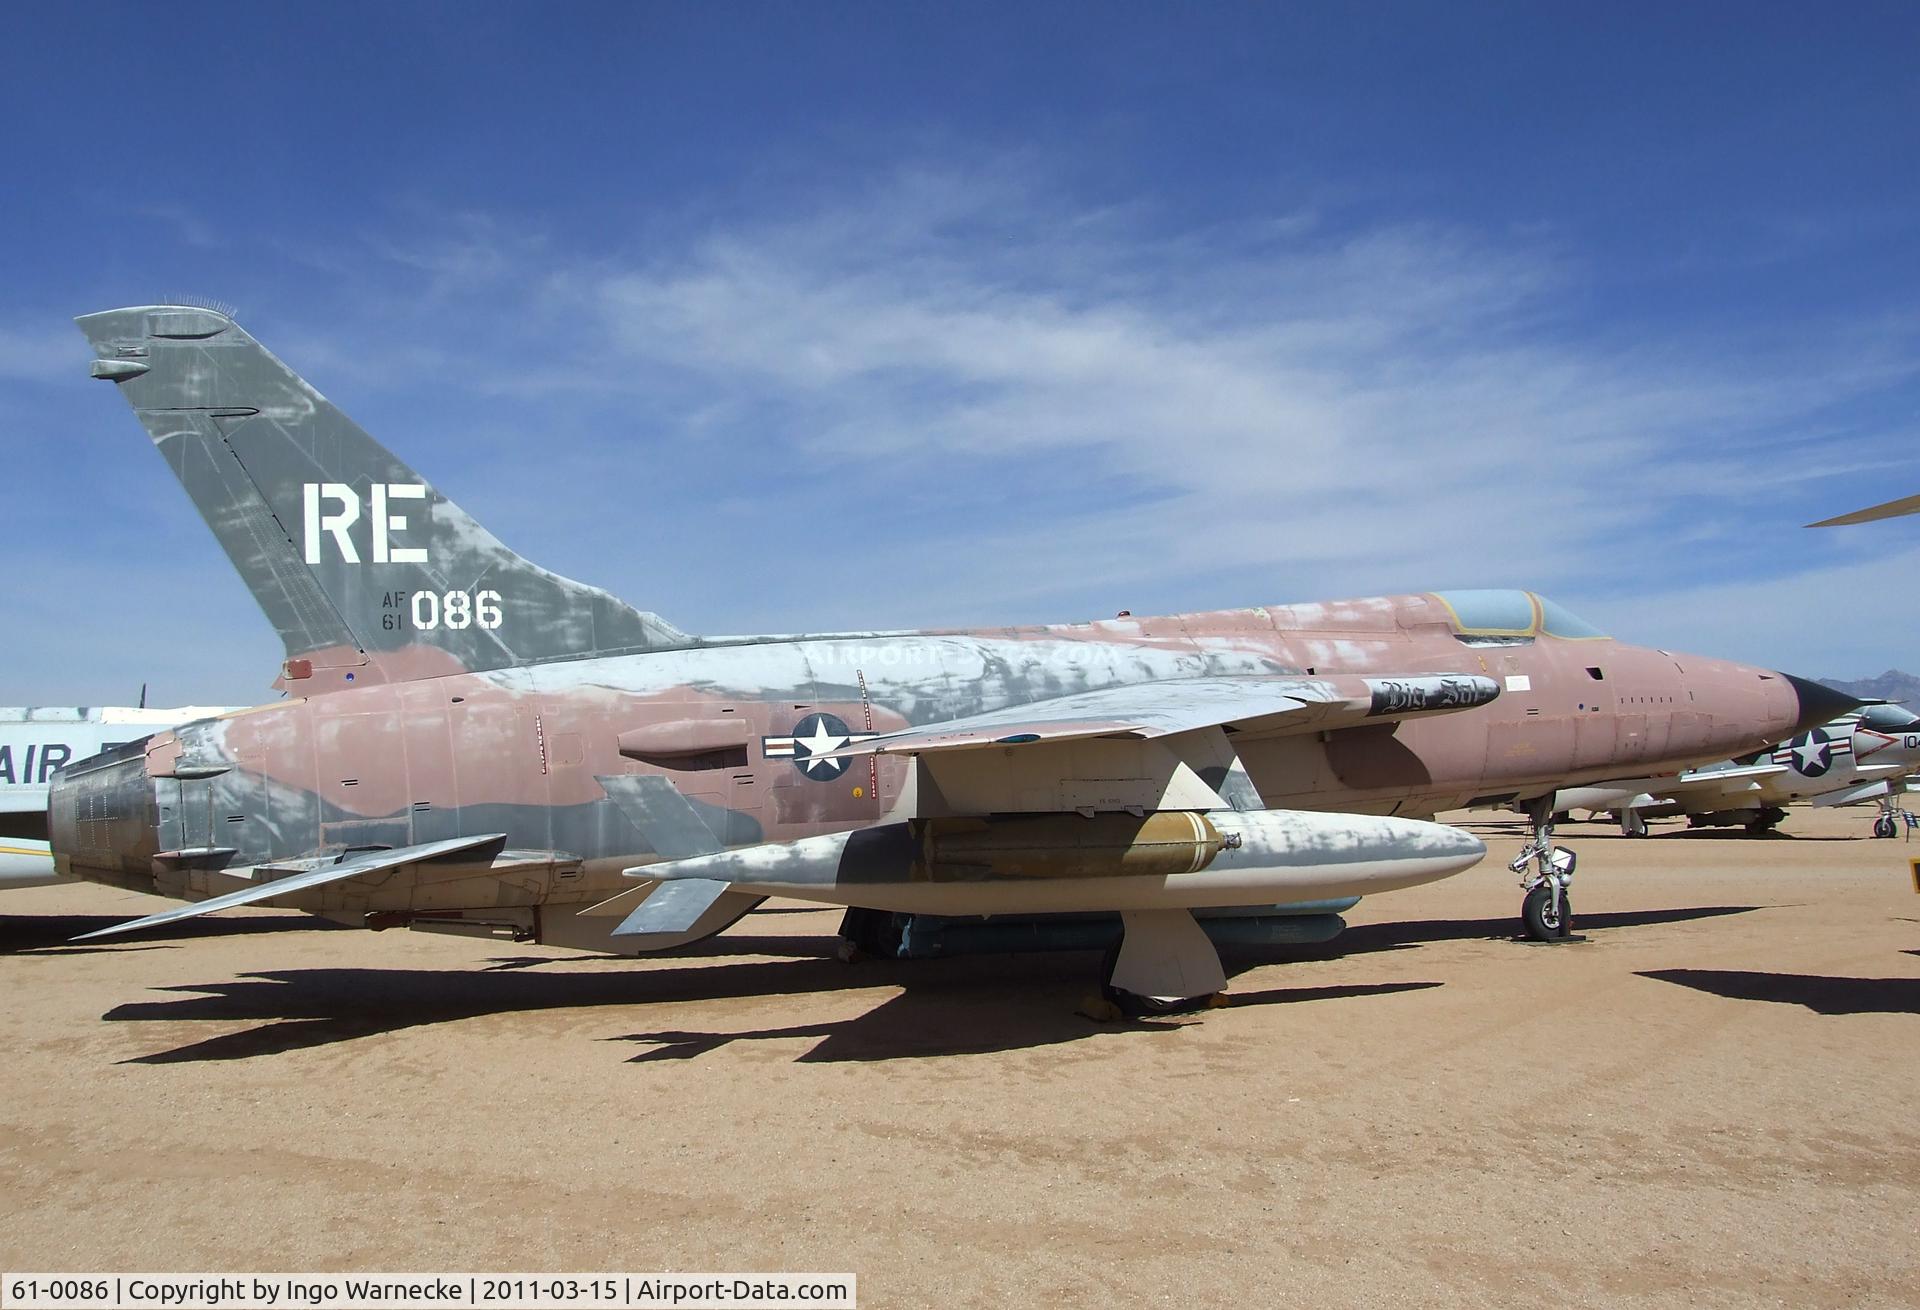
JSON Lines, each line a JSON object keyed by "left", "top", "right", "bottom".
{"left": 48, "top": 738, "right": 159, "bottom": 880}
{"left": 1781, "top": 674, "right": 1866, "bottom": 736}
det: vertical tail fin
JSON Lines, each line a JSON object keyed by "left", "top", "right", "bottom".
{"left": 76, "top": 305, "right": 689, "bottom": 693}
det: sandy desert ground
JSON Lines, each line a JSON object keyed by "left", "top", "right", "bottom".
{"left": 1, "top": 805, "right": 1915, "bottom": 1308}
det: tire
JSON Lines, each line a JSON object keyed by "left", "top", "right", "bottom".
{"left": 1874, "top": 816, "right": 1897, "bottom": 839}
{"left": 836, "top": 907, "right": 903, "bottom": 959}
{"left": 1521, "top": 883, "right": 1571, "bottom": 941}
{"left": 1108, "top": 988, "right": 1194, "bottom": 1018}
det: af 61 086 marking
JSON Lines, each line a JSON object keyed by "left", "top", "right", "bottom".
{"left": 382, "top": 590, "right": 503, "bottom": 631}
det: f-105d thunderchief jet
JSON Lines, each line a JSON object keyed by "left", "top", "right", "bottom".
{"left": 1551, "top": 703, "right": 1920, "bottom": 837}
{"left": 51, "top": 305, "right": 1854, "bottom": 1012}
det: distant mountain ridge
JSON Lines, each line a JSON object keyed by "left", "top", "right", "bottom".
{"left": 1820, "top": 670, "right": 1920, "bottom": 705}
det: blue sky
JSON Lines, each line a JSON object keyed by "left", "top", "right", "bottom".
{"left": 3, "top": 4, "right": 1917, "bottom": 705}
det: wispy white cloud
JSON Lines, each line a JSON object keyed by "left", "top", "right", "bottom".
{"left": 1581, "top": 540, "right": 1920, "bottom": 677}
{"left": 133, "top": 201, "right": 222, "bottom": 251}
{"left": 361, "top": 208, "right": 552, "bottom": 301}
{"left": 524, "top": 165, "right": 1919, "bottom": 621}
{"left": 52, "top": 159, "right": 1913, "bottom": 689}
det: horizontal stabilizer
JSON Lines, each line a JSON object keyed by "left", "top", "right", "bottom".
{"left": 72, "top": 831, "right": 507, "bottom": 941}
{"left": 613, "top": 878, "right": 736, "bottom": 936}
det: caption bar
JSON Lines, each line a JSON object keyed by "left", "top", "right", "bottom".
{"left": 3, "top": 1275, "right": 856, "bottom": 1310}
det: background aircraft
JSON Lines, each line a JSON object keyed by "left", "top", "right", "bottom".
{"left": 50, "top": 306, "right": 1851, "bottom": 1011}
{"left": 1547, "top": 703, "right": 1920, "bottom": 836}
{"left": 1, "top": 704, "right": 236, "bottom": 887}
{"left": 1809, "top": 494, "right": 1920, "bottom": 526}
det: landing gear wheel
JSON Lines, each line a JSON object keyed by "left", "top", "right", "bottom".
{"left": 836, "top": 907, "right": 903, "bottom": 960}
{"left": 1521, "top": 883, "right": 1572, "bottom": 942}
{"left": 1874, "top": 815, "right": 1897, "bottom": 839}
{"left": 1105, "top": 987, "right": 1193, "bottom": 1018}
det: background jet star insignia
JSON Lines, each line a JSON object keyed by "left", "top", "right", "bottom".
{"left": 1776, "top": 727, "right": 1844, "bottom": 778}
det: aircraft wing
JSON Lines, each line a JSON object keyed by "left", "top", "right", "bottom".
{"left": 1814, "top": 777, "right": 1906, "bottom": 807}
{"left": 1557, "top": 763, "right": 1787, "bottom": 815}
{"left": 1592, "top": 762, "right": 1785, "bottom": 796}
{"left": 1668, "top": 762, "right": 1790, "bottom": 788}
{"left": 72, "top": 832, "right": 508, "bottom": 940}
{"left": 822, "top": 672, "right": 1500, "bottom": 758}
{"left": 606, "top": 672, "right": 1499, "bottom": 932}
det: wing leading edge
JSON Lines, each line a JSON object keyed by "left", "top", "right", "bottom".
{"left": 820, "top": 672, "right": 1501, "bottom": 759}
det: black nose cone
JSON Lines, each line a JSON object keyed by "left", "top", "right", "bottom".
{"left": 1783, "top": 674, "right": 1866, "bottom": 736}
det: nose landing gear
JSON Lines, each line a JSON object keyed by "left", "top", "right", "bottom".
{"left": 1872, "top": 796, "right": 1908, "bottom": 839}
{"left": 1510, "top": 796, "right": 1578, "bottom": 942}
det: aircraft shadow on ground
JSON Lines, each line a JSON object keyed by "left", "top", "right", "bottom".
{"left": 0, "top": 913, "right": 338, "bottom": 954}
{"left": 1279, "top": 904, "right": 1764, "bottom": 960}
{"left": 99, "top": 940, "right": 1447, "bottom": 1066}
{"left": 1462, "top": 820, "right": 1864, "bottom": 843}
{"left": 91, "top": 905, "right": 1763, "bottom": 1065}
{"left": 1644, "top": 830, "right": 1860, "bottom": 842}
{"left": 610, "top": 981, "right": 1447, "bottom": 1064}
{"left": 1639, "top": 968, "right": 1920, "bottom": 1016}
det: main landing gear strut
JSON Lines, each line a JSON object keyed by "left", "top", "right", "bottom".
{"left": 1509, "top": 795, "right": 1577, "bottom": 942}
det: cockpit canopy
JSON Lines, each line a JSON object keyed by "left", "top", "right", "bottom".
{"left": 1431, "top": 590, "right": 1607, "bottom": 643}
{"left": 1857, "top": 702, "right": 1920, "bottom": 732}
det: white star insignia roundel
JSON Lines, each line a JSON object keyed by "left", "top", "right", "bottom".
{"left": 1780, "top": 728, "right": 1836, "bottom": 778}
{"left": 795, "top": 715, "right": 851, "bottom": 775}
{"left": 761, "top": 712, "right": 880, "bottom": 781}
